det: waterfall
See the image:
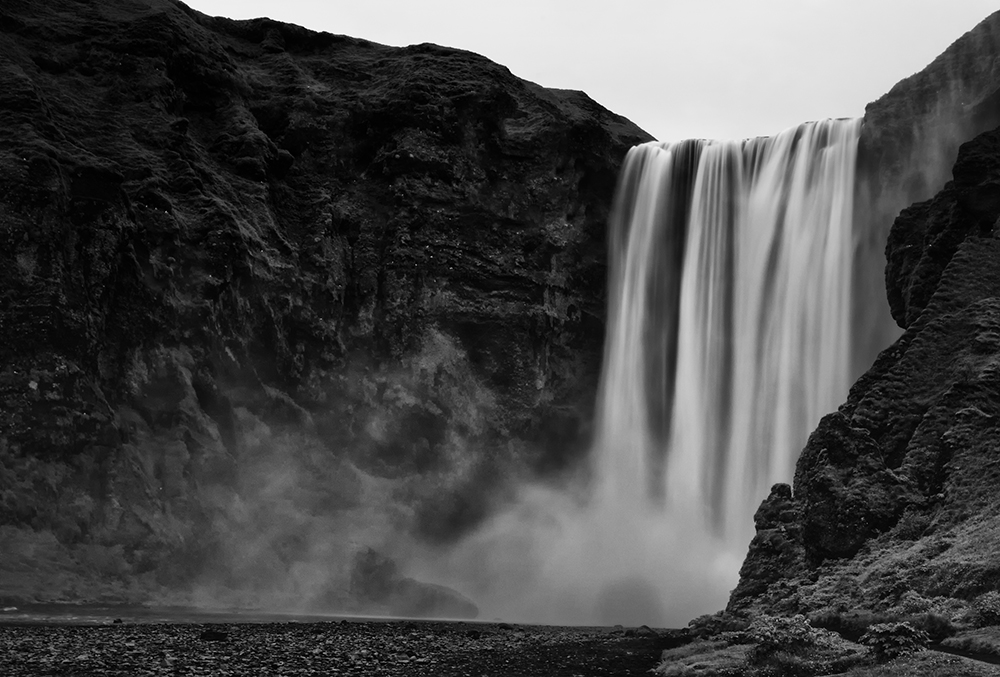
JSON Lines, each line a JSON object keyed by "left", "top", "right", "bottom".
{"left": 418, "top": 119, "right": 865, "bottom": 627}
{"left": 597, "top": 118, "right": 862, "bottom": 539}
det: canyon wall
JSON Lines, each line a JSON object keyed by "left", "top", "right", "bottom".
{"left": 0, "top": 0, "right": 650, "bottom": 605}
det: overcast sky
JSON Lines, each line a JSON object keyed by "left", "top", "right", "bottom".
{"left": 182, "top": 1, "right": 997, "bottom": 142}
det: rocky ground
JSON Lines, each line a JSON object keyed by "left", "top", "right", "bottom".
{"left": 7, "top": 616, "right": 1000, "bottom": 677}
{"left": 650, "top": 613, "right": 1000, "bottom": 676}
{"left": 0, "top": 619, "right": 676, "bottom": 676}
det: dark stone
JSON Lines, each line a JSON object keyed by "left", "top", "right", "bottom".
{"left": 199, "top": 628, "right": 228, "bottom": 641}
{"left": 729, "top": 484, "right": 806, "bottom": 605}
{"left": 886, "top": 129, "right": 1000, "bottom": 328}
{"left": 794, "top": 413, "right": 911, "bottom": 562}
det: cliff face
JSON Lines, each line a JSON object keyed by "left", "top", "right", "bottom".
{"left": 0, "top": 0, "right": 651, "bottom": 605}
{"left": 732, "top": 12, "right": 1000, "bottom": 622}
{"left": 851, "top": 10, "right": 1000, "bottom": 376}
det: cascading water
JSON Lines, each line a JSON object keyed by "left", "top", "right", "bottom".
{"left": 598, "top": 118, "right": 861, "bottom": 539}
{"left": 417, "top": 118, "right": 865, "bottom": 626}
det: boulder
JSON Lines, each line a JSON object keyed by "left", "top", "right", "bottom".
{"left": 349, "top": 547, "right": 478, "bottom": 619}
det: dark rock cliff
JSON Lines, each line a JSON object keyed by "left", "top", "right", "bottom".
{"left": 851, "top": 10, "right": 1000, "bottom": 377}
{"left": 732, "top": 12, "right": 1000, "bottom": 622}
{"left": 0, "top": 0, "right": 650, "bottom": 606}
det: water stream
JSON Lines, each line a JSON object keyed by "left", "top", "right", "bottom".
{"left": 422, "top": 119, "right": 865, "bottom": 626}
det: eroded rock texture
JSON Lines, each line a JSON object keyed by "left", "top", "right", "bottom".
{"left": 0, "top": 0, "right": 650, "bottom": 605}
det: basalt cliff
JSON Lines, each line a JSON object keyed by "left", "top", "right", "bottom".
{"left": 0, "top": 0, "right": 650, "bottom": 609}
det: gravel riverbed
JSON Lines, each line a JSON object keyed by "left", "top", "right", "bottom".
{"left": 0, "top": 618, "right": 677, "bottom": 676}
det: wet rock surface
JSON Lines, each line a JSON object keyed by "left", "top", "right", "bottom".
{"left": 0, "top": 620, "right": 675, "bottom": 676}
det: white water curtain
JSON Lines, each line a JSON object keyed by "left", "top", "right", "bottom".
{"left": 598, "top": 118, "right": 861, "bottom": 539}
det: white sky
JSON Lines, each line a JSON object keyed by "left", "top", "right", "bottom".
{"left": 183, "top": 1, "right": 998, "bottom": 142}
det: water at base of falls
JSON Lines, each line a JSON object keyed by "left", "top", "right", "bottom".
{"left": 413, "top": 119, "right": 863, "bottom": 627}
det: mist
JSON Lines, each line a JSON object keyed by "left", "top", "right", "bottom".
{"left": 133, "top": 330, "right": 509, "bottom": 620}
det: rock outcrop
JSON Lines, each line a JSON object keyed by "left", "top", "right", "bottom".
{"left": 350, "top": 547, "right": 478, "bottom": 619}
{"left": 0, "top": 0, "right": 650, "bottom": 606}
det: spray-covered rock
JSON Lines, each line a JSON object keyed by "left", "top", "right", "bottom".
{"left": 350, "top": 547, "right": 478, "bottom": 619}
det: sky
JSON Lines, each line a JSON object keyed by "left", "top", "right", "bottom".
{"left": 181, "top": 1, "right": 999, "bottom": 142}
